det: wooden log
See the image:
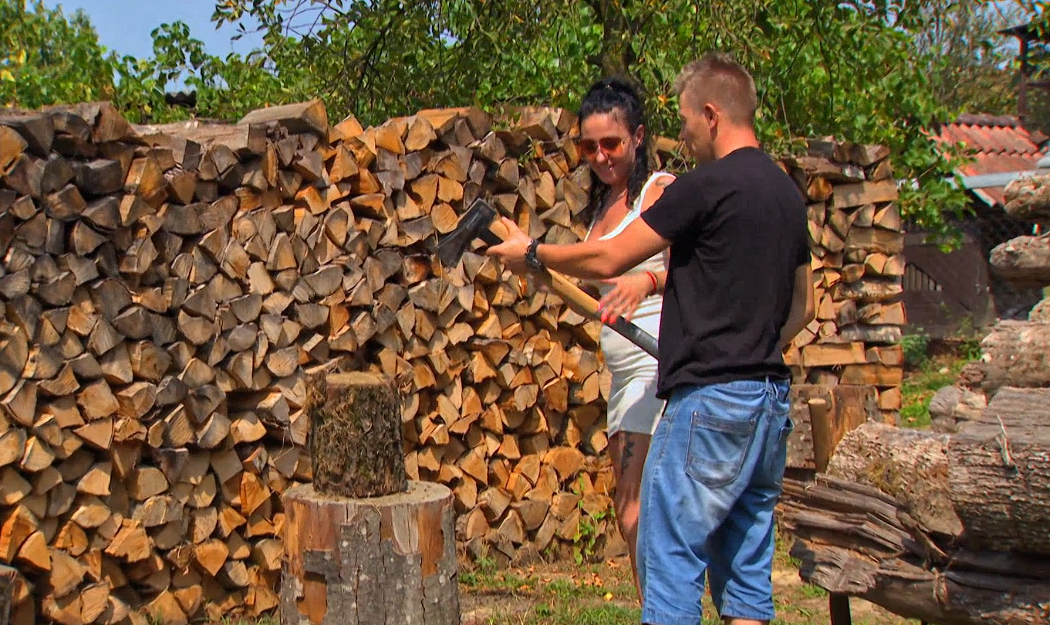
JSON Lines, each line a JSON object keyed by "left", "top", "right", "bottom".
{"left": 781, "top": 473, "right": 1050, "bottom": 625}
{"left": 280, "top": 481, "right": 459, "bottom": 625}
{"left": 827, "top": 388, "right": 1050, "bottom": 556}
{"left": 989, "top": 234, "right": 1050, "bottom": 288}
{"left": 1003, "top": 173, "right": 1050, "bottom": 221}
{"left": 305, "top": 371, "right": 407, "bottom": 498}
{"left": 237, "top": 99, "right": 329, "bottom": 138}
{"left": 960, "top": 321, "right": 1050, "bottom": 395}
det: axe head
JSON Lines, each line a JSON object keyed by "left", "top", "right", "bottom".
{"left": 436, "top": 198, "right": 501, "bottom": 267}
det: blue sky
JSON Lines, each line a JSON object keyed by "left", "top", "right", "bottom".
{"left": 42, "top": 0, "right": 264, "bottom": 61}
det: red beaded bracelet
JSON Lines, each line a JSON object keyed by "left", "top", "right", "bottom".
{"left": 645, "top": 270, "right": 659, "bottom": 294}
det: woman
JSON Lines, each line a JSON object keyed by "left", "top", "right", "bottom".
{"left": 576, "top": 77, "right": 674, "bottom": 598}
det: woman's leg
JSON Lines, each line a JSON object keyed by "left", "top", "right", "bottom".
{"left": 608, "top": 430, "right": 651, "bottom": 602}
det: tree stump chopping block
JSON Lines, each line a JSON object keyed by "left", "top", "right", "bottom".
{"left": 279, "top": 481, "right": 460, "bottom": 625}
{"left": 280, "top": 370, "right": 459, "bottom": 624}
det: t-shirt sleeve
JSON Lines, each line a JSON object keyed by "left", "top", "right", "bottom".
{"left": 640, "top": 175, "right": 707, "bottom": 242}
{"left": 795, "top": 202, "right": 811, "bottom": 268}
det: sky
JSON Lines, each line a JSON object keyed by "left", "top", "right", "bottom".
{"left": 42, "top": 0, "right": 264, "bottom": 62}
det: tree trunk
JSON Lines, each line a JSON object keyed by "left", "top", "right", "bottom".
{"left": 826, "top": 387, "right": 1050, "bottom": 556}
{"left": 279, "top": 481, "right": 460, "bottom": 625}
{"left": 781, "top": 474, "right": 1050, "bottom": 625}
{"left": 959, "top": 321, "right": 1050, "bottom": 395}
{"left": 306, "top": 371, "right": 408, "bottom": 498}
{"left": 989, "top": 234, "right": 1050, "bottom": 289}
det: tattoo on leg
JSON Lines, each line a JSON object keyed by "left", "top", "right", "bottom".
{"left": 622, "top": 437, "right": 635, "bottom": 472}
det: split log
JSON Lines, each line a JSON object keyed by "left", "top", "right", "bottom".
{"left": 280, "top": 481, "right": 459, "bottom": 625}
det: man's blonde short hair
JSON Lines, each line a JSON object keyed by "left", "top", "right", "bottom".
{"left": 674, "top": 53, "right": 758, "bottom": 126}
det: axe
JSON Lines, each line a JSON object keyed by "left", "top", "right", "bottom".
{"left": 437, "top": 199, "right": 660, "bottom": 359}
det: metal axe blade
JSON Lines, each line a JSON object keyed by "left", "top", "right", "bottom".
{"left": 436, "top": 199, "right": 503, "bottom": 267}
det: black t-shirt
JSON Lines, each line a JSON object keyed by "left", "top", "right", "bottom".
{"left": 640, "top": 146, "right": 809, "bottom": 399}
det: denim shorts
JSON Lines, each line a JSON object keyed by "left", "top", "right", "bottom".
{"left": 637, "top": 377, "right": 794, "bottom": 625}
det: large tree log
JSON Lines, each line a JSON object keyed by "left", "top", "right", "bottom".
{"left": 280, "top": 481, "right": 460, "bottom": 625}
{"left": 989, "top": 234, "right": 1050, "bottom": 288}
{"left": 781, "top": 474, "right": 1050, "bottom": 625}
{"left": 1003, "top": 173, "right": 1050, "bottom": 221}
{"left": 305, "top": 371, "right": 408, "bottom": 498}
{"left": 958, "top": 321, "right": 1050, "bottom": 395}
{"left": 826, "top": 387, "right": 1050, "bottom": 557}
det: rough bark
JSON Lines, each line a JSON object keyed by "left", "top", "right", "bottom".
{"left": 306, "top": 371, "right": 408, "bottom": 498}
{"left": 1003, "top": 173, "right": 1050, "bottom": 221}
{"left": 827, "top": 387, "right": 1050, "bottom": 556}
{"left": 280, "top": 481, "right": 460, "bottom": 625}
{"left": 0, "top": 565, "right": 16, "bottom": 625}
{"left": 958, "top": 321, "right": 1050, "bottom": 395}
{"left": 781, "top": 475, "right": 1050, "bottom": 625}
{"left": 989, "top": 234, "right": 1050, "bottom": 288}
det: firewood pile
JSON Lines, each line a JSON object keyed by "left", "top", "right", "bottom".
{"left": 779, "top": 142, "right": 905, "bottom": 429}
{"left": 780, "top": 179, "right": 1050, "bottom": 624}
{"left": 0, "top": 98, "right": 904, "bottom": 624}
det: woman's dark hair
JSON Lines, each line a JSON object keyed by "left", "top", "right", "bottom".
{"left": 577, "top": 76, "right": 652, "bottom": 227}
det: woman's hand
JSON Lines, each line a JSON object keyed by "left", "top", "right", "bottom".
{"left": 598, "top": 272, "right": 655, "bottom": 324}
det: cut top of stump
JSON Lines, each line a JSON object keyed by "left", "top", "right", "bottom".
{"left": 306, "top": 370, "right": 409, "bottom": 499}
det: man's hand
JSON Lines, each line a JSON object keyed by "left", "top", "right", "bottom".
{"left": 484, "top": 217, "right": 533, "bottom": 274}
{"left": 598, "top": 273, "right": 654, "bottom": 324}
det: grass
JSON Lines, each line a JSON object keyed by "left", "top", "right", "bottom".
{"left": 898, "top": 329, "right": 982, "bottom": 429}
{"left": 899, "top": 354, "right": 973, "bottom": 428}
{"left": 460, "top": 528, "right": 913, "bottom": 625}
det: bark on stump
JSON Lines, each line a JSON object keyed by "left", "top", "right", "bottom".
{"left": 279, "top": 482, "right": 459, "bottom": 625}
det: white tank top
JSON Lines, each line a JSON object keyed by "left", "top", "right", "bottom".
{"left": 584, "top": 171, "right": 673, "bottom": 325}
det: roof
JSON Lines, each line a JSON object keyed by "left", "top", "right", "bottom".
{"left": 935, "top": 113, "right": 1049, "bottom": 206}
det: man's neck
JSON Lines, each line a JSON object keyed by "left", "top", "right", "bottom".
{"left": 714, "top": 127, "right": 760, "bottom": 160}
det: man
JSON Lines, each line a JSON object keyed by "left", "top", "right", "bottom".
{"left": 486, "top": 52, "right": 814, "bottom": 625}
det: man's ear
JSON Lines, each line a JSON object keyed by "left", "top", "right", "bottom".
{"left": 634, "top": 124, "right": 646, "bottom": 145}
{"left": 704, "top": 103, "right": 718, "bottom": 129}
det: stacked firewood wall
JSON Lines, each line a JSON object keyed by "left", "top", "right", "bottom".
{"left": 0, "top": 99, "right": 904, "bottom": 624}
{"left": 779, "top": 141, "right": 905, "bottom": 425}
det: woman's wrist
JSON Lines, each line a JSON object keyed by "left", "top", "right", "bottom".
{"left": 645, "top": 271, "right": 659, "bottom": 295}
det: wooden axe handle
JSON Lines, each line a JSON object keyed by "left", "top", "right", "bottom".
{"left": 487, "top": 218, "right": 661, "bottom": 359}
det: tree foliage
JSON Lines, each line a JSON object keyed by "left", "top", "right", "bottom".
{"left": 0, "top": 0, "right": 117, "bottom": 107}
{"left": 0, "top": 0, "right": 1036, "bottom": 244}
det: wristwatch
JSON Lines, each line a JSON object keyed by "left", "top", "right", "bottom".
{"left": 525, "top": 239, "right": 545, "bottom": 271}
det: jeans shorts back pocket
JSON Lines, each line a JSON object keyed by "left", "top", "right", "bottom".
{"left": 685, "top": 400, "right": 759, "bottom": 489}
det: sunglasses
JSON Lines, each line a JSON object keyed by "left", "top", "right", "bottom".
{"left": 577, "top": 136, "right": 627, "bottom": 159}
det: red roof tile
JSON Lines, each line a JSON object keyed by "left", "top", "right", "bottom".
{"left": 934, "top": 114, "right": 1049, "bottom": 206}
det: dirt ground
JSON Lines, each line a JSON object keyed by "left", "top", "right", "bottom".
{"left": 458, "top": 534, "right": 918, "bottom": 625}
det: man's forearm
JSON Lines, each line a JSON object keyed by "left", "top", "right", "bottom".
{"left": 778, "top": 309, "right": 810, "bottom": 352}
